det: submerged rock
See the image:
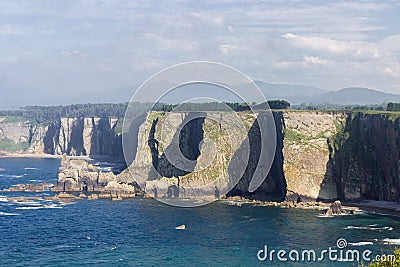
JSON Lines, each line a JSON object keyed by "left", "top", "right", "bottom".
{"left": 325, "top": 200, "right": 345, "bottom": 216}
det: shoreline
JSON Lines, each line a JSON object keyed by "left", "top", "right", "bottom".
{"left": 1, "top": 154, "right": 400, "bottom": 218}
{"left": 222, "top": 197, "right": 400, "bottom": 218}
{"left": 2, "top": 182, "right": 400, "bottom": 218}
{"left": 0, "top": 152, "right": 91, "bottom": 160}
{"left": 344, "top": 200, "right": 400, "bottom": 218}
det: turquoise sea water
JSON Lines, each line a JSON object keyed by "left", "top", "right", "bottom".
{"left": 0, "top": 158, "right": 399, "bottom": 266}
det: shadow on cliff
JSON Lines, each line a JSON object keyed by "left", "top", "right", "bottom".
{"left": 147, "top": 112, "right": 206, "bottom": 182}
{"left": 318, "top": 112, "right": 400, "bottom": 202}
{"left": 43, "top": 118, "right": 62, "bottom": 155}
{"left": 122, "top": 113, "right": 147, "bottom": 168}
{"left": 227, "top": 112, "right": 286, "bottom": 202}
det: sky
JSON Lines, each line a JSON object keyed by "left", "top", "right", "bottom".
{"left": 1, "top": 0, "right": 400, "bottom": 109}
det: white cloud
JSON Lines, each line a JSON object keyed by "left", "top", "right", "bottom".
{"left": 218, "top": 44, "right": 242, "bottom": 55}
{"left": 379, "top": 34, "right": 400, "bottom": 52}
{"left": 275, "top": 55, "right": 329, "bottom": 69}
{"left": 0, "top": 25, "right": 29, "bottom": 36}
{"left": 141, "top": 33, "right": 198, "bottom": 52}
{"left": 189, "top": 12, "right": 224, "bottom": 27}
{"left": 60, "top": 50, "right": 80, "bottom": 56}
{"left": 281, "top": 33, "right": 380, "bottom": 59}
{"left": 303, "top": 56, "right": 328, "bottom": 65}
{"left": 1, "top": 0, "right": 400, "bottom": 108}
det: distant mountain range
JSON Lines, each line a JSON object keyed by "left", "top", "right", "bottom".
{"left": 155, "top": 81, "right": 400, "bottom": 106}
{"left": 254, "top": 81, "right": 400, "bottom": 105}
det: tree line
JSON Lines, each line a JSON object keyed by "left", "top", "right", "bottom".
{"left": 0, "top": 100, "right": 291, "bottom": 124}
{"left": 387, "top": 102, "right": 400, "bottom": 112}
{"left": 160, "top": 100, "right": 290, "bottom": 112}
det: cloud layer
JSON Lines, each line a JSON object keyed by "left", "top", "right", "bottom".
{"left": 0, "top": 0, "right": 400, "bottom": 108}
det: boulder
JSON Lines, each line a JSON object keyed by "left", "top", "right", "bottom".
{"left": 88, "top": 194, "right": 99, "bottom": 200}
{"left": 325, "top": 200, "right": 345, "bottom": 216}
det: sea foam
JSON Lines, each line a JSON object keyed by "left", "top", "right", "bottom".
{"left": 383, "top": 238, "right": 400, "bottom": 245}
{"left": 344, "top": 225, "right": 393, "bottom": 231}
{"left": 0, "top": 212, "right": 19, "bottom": 216}
{"left": 0, "top": 174, "right": 23, "bottom": 178}
{"left": 348, "top": 241, "right": 374, "bottom": 246}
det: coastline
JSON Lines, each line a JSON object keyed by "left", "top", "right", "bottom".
{"left": 1, "top": 153, "right": 400, "bottom": 218}
{"left": 223, "top": 196, "right": 400, "bottom": 218}
{"left": 345, "top": 200, "right": 400, "bottom": 218}
{"left": 0, "top": 152, "right": 90, "bottom": 160}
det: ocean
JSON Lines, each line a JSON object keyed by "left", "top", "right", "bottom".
{"left": 0, "top": 158, "right": 399, "bottom": 266}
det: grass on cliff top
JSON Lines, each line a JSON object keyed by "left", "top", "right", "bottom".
{"left": 0, "top": 139, "right": 29, "bottom": 152}
{"left": 275, "top": 109, "right": 400, "bottom": 116}
{"left": 146, "top": 111, "right": 168, "bottom": 122}
{"left": 283, "top": 128, "right": 319, "bottom": 143}
{"left": 0, "top": 116, "right": 27, "bottom": 123}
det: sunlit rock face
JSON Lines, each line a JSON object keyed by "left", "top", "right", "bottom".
{"left": 0, "top": 117, "right": 122, "bottom": 157}
{"left": 2, "top": 110, "right": 400, "bottom": 203}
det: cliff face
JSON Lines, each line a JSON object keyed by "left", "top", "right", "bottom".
{"left": 281, "top": 111, "right": 400, "bottom": 202}
{"left": 2, "top": 111, "right": 400, "bottom": 203}
{"left": 326, "top": 113, "right": 400, "bottom": 202}
{"left": 0, "top": 118, "right": 31, "bottom": 152}
{"left": 0, "top": 117, "right": 122, "bottom": 157}
{"left": 123, "top": 110, "right": 400, "bottom": 203}
{"left": 282, "top": 111, "right": 347, "bottom": 201}
{"left": 227, "top": 112, "right": 286, "bottom": 201}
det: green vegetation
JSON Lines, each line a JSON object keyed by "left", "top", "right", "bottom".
{"left": 0, "top": 116, "right": 26, "bottom": 123}
{"left": 387, "top": 102, "right": 400, "bottom": 112}
{"left": 113, "top": 120, "right": 123, "bottom": 135}
{"left": 293, "top": 103, "right": 386, "bottom": 111}
{"left": 328, "top": 118, "right": 349, "bottom": 151}
{"left": 0, "top": 103, "right": 123, "bottom": 124}
{"left": 0, "top": 103, "right": 147, "bottom": 124}
{"left": 158, "top": 100, "right": 290, "bottom": 112}
{"left": 160, "top": 102, "right": 250, "bottom": 111}
{"left": 254, "top": 100, "right": 290, "bottom": 110}
{"left": 0, "top": 139, "right": 29, "bottom": 152}
{"left": 283, "top": 128, "right": 310, "bottom": 142}
{"left": 147, "top": 111, "right": 167, "bottom": 122}
{"left": 360, "top": 249, "right": 400, "bottom": 266}
{"left": 315, "top": 131, "right": 326, "bottom": 139}
{"left": 0, "top": 101, "right": 290, "bottom": 125}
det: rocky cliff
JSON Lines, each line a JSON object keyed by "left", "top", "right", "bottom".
{"left": 282, "top": 111, "right": 347, "bottom": 201}
{"left": 122, "top": 110, "right": 400, "bottom": 203}
{"left": 3, "top": 110, "right": 400, "bottom": 203}
{"left": 325, "top": 112, "right": 400, "bottom": 202}
{"left": 0, "top": 117, "right": 122, "bottom": 157}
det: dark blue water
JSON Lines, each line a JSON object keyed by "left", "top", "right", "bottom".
{"left": 0, "top": 158, "right": 399, "bottom": 266}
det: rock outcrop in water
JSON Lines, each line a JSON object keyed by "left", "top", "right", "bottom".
{"left": 324, "top": 200, "right": 345, "bottom": 216}
{"left": 53, "top": 155, "right": 136, "bottom": 197}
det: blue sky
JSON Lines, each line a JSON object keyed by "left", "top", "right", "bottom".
{"left": 0, "top": 0, "right": 400, "bottom": 109}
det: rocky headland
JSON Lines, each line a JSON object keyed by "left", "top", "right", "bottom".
{"left": 1, "top": 155, "right": 137, "bottom": 201}
{"left": 2, "top": 110, "right": 400, "bottom": 212}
